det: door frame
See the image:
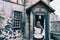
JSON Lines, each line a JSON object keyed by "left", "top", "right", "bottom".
{"left": 30, "top": 11, "right": 47, "bottom": 40}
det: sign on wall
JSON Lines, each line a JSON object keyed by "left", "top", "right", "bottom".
{"left": 33, "top": 5, "right": 46, "bottom": 13}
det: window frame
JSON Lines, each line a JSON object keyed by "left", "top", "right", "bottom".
{"left": 13, "top": 11, "right": 22, "bottom": 30}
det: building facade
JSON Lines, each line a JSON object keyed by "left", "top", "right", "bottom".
{"left": 49, "top": 13, "right": 60, "bottom": 32}
{"left": 0, "top": 0, "right": 54, "bottom": 40}
{"left": 49, "top": 13, "right": 58, "bottom": 32}
{"left": 0, "top": 0, "right": 24, "bottom": 40}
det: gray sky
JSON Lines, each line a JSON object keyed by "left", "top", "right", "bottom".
{"left": 50, "top": 0, "right": 60, "bottom": 17}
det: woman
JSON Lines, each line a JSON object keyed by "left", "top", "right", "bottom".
{"left": 33, "top": 21, "right": 44, "bottom": 40}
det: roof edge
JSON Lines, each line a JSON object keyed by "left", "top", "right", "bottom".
{"left": 26, "top": 0, "right": 55, "bottom": 13}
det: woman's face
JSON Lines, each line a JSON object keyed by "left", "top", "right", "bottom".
{"left": 37, "top": 21, "right": 41, "bottom": 27}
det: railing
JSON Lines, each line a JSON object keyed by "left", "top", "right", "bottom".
{"left": 50, "top": 33, "right": 60, "bottom": 40}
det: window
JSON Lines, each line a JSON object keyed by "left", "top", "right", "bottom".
{"left": 13, "top": 11, "right": 22, "bottom": 29}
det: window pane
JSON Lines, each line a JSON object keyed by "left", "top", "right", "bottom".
{"left": 13, "top": 11, "right": 21, "bottom": 28}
